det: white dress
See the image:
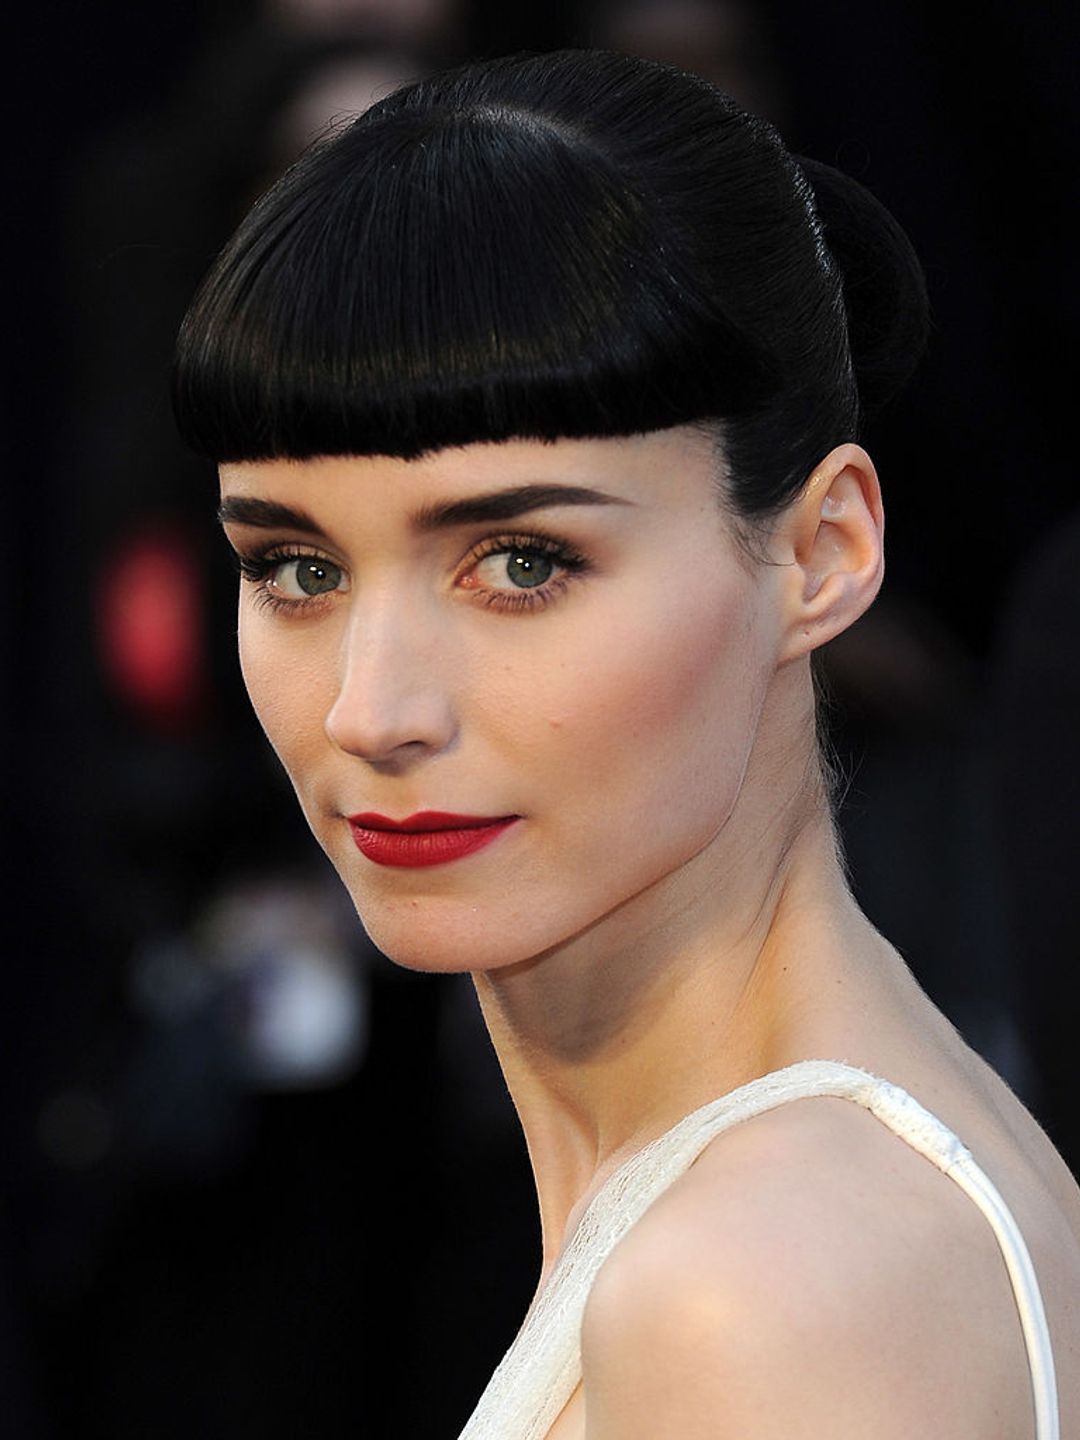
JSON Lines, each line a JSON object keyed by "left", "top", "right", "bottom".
{"left": 457, "top": 1060, "right": 1059, "bottom": 1440}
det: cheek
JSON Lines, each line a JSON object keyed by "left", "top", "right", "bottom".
{"left": 237, "top": 610, "right": 334, "bottom": 775}
{"left": 532, "top": 574, "right": 768, "bottom": 825}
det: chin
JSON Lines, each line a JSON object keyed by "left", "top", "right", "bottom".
{"left": 322, "top": 807, "right": 731, "bottom": 977}
{"left": 339, "top": 885, "right": 543, "bottom": 975}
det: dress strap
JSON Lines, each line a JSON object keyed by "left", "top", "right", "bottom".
{"left": 456, "top": 1060, "right": 1058, "bottom": 1440}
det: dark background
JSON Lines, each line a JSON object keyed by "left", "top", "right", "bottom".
{"left": 5, "top": 1, "right": 1078, "bottom": 1435}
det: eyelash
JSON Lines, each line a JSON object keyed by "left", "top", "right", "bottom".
{"left": 235, "top": 546, "right": 340, "bottom": 615}
{"left": 233, "top": 532, "right": 590, "bottom": 615}
{"left": 460, "top": 532, "right": 589, "bottom": 613}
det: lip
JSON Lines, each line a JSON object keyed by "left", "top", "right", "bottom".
{"left": 346, "top": 811, "right": 519, "bottom": 868}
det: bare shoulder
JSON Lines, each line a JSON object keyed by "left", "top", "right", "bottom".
{"left": 581, "top": 1097, "right": 1034, "bottom": 1439}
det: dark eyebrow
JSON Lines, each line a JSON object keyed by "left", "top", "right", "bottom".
{"left": 219, "top": 484, "right": 630, "bottom": 536}
{"left": 411, "top": 484, "right": 631, "bottom": 530}
{"left": 217, "top": 497, "right": 328, "bottom": 536}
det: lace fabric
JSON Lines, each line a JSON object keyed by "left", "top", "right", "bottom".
{"left": 456, "top": 1060, "right": 1058, "bottom": 1440}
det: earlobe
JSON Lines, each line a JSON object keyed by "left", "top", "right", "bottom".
{"left": 776, "top": 444, "right": 884, "bottom": 663}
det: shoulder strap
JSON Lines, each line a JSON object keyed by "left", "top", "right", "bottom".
{"left": 457, "top": 1061, "right": 1058, "bottom": 1440}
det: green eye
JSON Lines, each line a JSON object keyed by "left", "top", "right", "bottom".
{"left": 237, "top": 547, "right": 350, "bottom": 610}
{"left": 474, "top": 547, "right": 557, "bottom": 591}
{"left": 461, "top": 534, "right": 585, "bottom": 611}
{"left": 292, "top": 558, "right": 342, "bottom": 596}
{"left": 505, "top": 551, "right": 554, "bottom": 588}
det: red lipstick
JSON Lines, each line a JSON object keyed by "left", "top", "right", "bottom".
{"left": 346, "top": 811, "right": 518, "bottom": 868}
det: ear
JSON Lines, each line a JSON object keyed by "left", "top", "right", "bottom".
{"left": 772, "top": 443, "right": 884, "bottom": 663}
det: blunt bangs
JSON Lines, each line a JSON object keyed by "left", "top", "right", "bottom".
{"left": 173, "top": 84, "right": 774, "bottom": 462}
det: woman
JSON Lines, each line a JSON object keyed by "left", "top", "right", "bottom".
{"left": 173, "top": 49, "right": 1080, "bottom": 1439}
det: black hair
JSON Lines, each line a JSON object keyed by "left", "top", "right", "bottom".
{"left": 173, "top": 48, "right": 928, "bottom": 522}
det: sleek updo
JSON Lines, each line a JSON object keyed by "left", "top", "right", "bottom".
{"left": 173, "top": 48, "right": 928, "bottom": 523}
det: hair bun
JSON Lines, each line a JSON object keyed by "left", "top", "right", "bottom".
{"left": 797, "top": 156, "right": 930, "bottom": 425}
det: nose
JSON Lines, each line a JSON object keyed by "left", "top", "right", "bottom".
{"left": 324, "top": 595, "right": 458, "bottom": 767}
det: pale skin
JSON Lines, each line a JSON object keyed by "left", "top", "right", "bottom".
{"left": 220, "top": 427, "right": 1080, "bottom": 1438}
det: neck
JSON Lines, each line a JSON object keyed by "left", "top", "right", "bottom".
{"left": 473, "top": 760, "right": 881, "bottom": 1276}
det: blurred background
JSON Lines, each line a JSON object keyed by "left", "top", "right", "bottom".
{"left": 5, "top": 0, "right": 1078, "bottom": 1434}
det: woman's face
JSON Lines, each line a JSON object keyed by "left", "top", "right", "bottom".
{"left": 219, "top": 428, "right": 788, "bottom": 973}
